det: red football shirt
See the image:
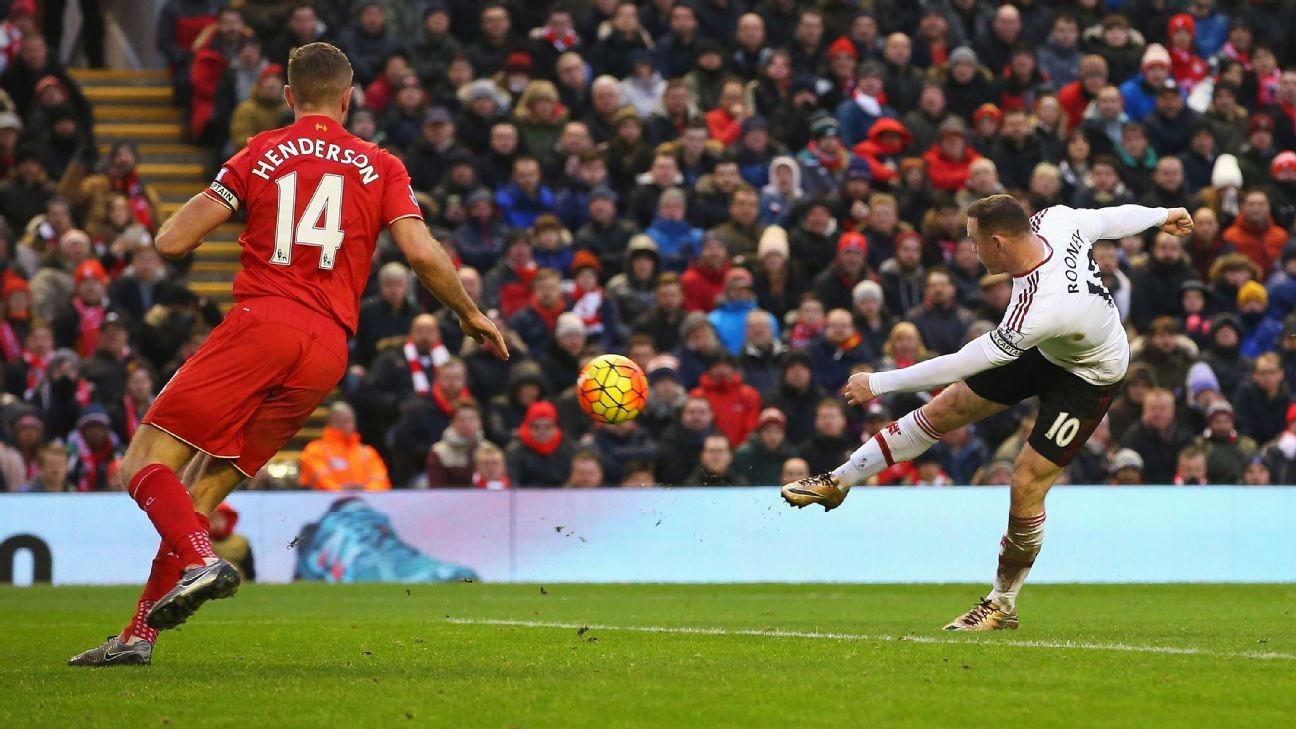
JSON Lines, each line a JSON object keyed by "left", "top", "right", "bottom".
{"left": 202, "top": 115, "right": 422, "bottom": 333}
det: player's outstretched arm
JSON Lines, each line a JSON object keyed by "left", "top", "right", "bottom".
{"left": 843, "top": 335, "right": 1002, "bottom": 406}
{"left": 390, "top": 217, "right": 509, "bottom": 360}
{"left": 154, "top": 193, "right": 233, "bottom": 259}
{"left": 1078, "top": 205, "right": 1191, "bottom": 241}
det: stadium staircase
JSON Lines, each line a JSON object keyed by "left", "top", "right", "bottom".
{"left": 72, "top": 68, "right": 324, "bottom": 474}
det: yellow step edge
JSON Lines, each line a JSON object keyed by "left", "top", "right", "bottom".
{"left": 84, "top": 86, "right": 171, "bottom": 102}
{"left": 96, "top": 107, "right": 183, "bottom": 121}
{"left": 138, "top": 162, "right": 204, "bottom": 176}
{"left": 99, "top": 142, "right": 201, "bottom": 156}
{"left": 99, "top": 123, "right": 182, "bottom": 140}
{"left": 191, "top": 261, "right": 242, "bottom": 273}
{"left": 70, "top": 68, "right": 169, "bottom": 81}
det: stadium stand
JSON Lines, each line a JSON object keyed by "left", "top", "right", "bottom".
{"left": 3, "top": 0, "right": 1296, "bottom": 491}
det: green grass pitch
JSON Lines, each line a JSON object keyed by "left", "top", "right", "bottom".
{"left": 2, "top": 583, "right": 1293, "bottom": 728}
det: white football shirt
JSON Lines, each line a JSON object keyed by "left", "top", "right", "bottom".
{"left": 871, "top": 205, "right": 1167, "bottom": 395}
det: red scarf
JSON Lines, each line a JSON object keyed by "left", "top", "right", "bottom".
{"left": 529, "top": 293, "right": 567, "bottom": 332}
{"left": 789, "top": 320, "right": 824, "bottom": 349}
{"left": 0, "top": 320, "right": 21, "bottom": 361}
{"left": 123, "top": 396, "right": 149, "bottom": 439}
{"left": 404, "top": 339, "right": 450, "bottom": 396}
{"left": 569, "top": 285, "right": 605, "bottom": 335}
{"left": 21, "top": 349, "right": 47, "bottom": 398}
{"left": 837, "top": 331, "right": 863, "bottom": 352}
{"left": 74, "top": 439, "right": 114, "bottom": 492}
{"left": 472, "top": 472, "right": 510, "bottom": 489}
{"left": 72, "top": 298, "right": 105, "bottom": 358}
{"left": 543, "top": 26, "right": 577, "bottom": 52}
{"left": 112, "top": 170, "right": 155, "bottom": 229}
{"left": 518, "top": 419, "right": 563, "bottom": 456}
{"left": 430, "top": 381, "right": 469, "bottom": 416}
{"left": 808, "top": 141, "right": 849, "bottom": 172}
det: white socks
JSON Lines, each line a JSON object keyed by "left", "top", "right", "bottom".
{"left": 831, "top": 408, "right": 944, "bottom": 488}
{"left": 986, "top": 513, "right": 1046, "bottom": 611}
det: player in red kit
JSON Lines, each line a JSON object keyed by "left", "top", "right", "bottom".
{"left": 70, "top": 43, "right": 508, "bottom": 666}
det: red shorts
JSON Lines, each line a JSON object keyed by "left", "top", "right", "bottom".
{"left": 144, "top": 296, "right": 347, "bottom": 477}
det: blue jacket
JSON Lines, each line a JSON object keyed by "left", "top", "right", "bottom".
{"left": 1193, "top": 14, "right": 1230, "bottom": 59}
{"left": 1267, "top": 272, "right": 1296, "bottom": 320}
{"left": 708, "top": 299, "right": 778, "bottom": 355}
{"left": 645, "top": 217, "right": 703, "bottom": 273}
{"left": 806, "top": 335, "right": 872, "bottom": 392}
{"left": 495, "top": 183, "right": 556, "bottom": 229}
{"left": 1119, "top": 76, "right": 1160, "bottom": 123}
{"left": 1241, "top": 314, "right": 1283, "bottom": 359}
{"left": 834, "top": 97, "right": 897, "bottom": 148}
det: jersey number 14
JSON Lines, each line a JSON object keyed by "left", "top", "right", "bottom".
{"left": 271, "top": 172, "right": 344, "bottom": 270}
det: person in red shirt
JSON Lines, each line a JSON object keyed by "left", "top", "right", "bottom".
{"left": 690, "top": 347, "right": 761, "bottom": 448}
{"left": 681, "top": 232, "right": 731, "bottom": 312}
{"left": 1166, "top": 13, "right": 1208, "bottom": 92}
{"left": 1222, "top": 189, "right": 1288, "bottom": 274}
{"left": 70, "top": 42, "right": 508, "bottom": 668}
{"left": 921, "top": 117, "right": 982, "bottom": 192}
{"left": 1057, "top": 54, "right": 1108, "bottom": 130}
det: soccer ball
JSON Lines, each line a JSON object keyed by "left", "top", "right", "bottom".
{"left": 577, "top": 354, "right": 649, "bottom": 425}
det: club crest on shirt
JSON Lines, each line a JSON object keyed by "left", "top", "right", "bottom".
{"left": 316, "top": 122, "right": 328, "bottom": 132}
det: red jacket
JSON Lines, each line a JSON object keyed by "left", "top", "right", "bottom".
{"left": 1223, "top": 217, "right": 1288, "bottom": 274}
{"left": 705, "top": 107, "right": 743, "bottom": 146}
{"left": 921, "top": 143, "right": 982, "bottom": 192}
{"left": 852, "top": 118, "right": 913, "bottom": 186}
{"left": 681, "top": 261, "right": 729, "bottom": 312}
{"left": 1056, "top": 81, "right": 1093, "bottom": 130}
{"left": 690, "top": 372, "right": 761, "bottom": 447}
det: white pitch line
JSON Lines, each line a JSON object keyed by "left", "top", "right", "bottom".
{"left": 446, "top": 618, "right": 1296, "bottom": 662}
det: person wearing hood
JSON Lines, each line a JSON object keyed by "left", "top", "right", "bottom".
{"left": 606, "top": 235, "right": 660, "bottom": 326}
{"left": 1165, "top": 13, "right": 1209, "bottom": 92}
{"left": 299, "top": 403, "right": 390, "bottom": 491}
{"left": 1223, "top": 189, "right": 1288, "bottom": 274}
{"left": 505, "top": 400, "right": 574, "bottom": 487}
{"left": 758, "top": 156, "right": 802, "bottom": 226}
{"left": 732, "top": 407, "right": 798, "bottom": 485}
{"left": 426, "top": 402, "right": 484, "bottom": 487}
{"left": 708, "top": 267, "right": 774, "bottom": 356}
{"left": 852, "top": 118, "right": 913, "bottom": 187}
{"left": 485, "top": 361, "right": 546, "bottom": 446}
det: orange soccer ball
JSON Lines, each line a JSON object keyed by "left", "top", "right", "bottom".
{"left": 577, "top": 354, "right": 649, "bottom": 425}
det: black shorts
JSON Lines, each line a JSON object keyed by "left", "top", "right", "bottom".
{"left": 965, "top": 348, "right": 1120, "bottom": 467}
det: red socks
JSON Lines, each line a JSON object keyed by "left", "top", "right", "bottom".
{"left": 121, "top": 514, "right": 212, "bottom": 644}
{"left": 129, "top": 463, "right": 215, "bottom": 568}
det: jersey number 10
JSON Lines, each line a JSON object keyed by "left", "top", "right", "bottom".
{"left": 271, "top": 172, "right": 345, "bottom": 270}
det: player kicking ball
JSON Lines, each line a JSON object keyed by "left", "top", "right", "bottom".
{"left": 70, "top": 43, "right": 508, "bottom": 666}
{"left": 782, "top": 196, "right": 1193, "bottom": 631}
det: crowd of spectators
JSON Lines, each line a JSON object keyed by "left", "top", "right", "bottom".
{"left": 5, "top": 0, "right": 1296, "bottom": 492}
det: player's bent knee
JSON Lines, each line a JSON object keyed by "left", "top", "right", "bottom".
{"left": 926, "top": 382, "right": 1003, "bottom": 432}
